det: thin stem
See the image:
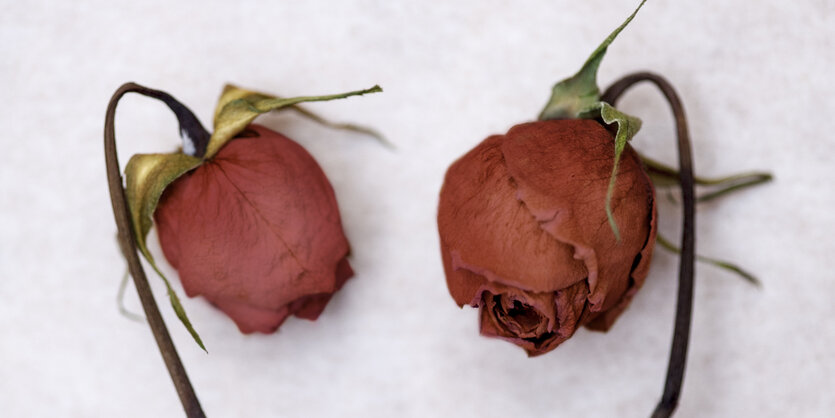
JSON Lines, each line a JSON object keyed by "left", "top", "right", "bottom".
{"left": 105, "top": 82, "right": 206, "bottom": 418}
{"left": 602, "top": 73, "right": 695, "bottom": 418}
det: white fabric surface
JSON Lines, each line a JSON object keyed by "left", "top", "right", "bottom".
{"left": 1, "top": 1, "right": 833, "bottom": 417}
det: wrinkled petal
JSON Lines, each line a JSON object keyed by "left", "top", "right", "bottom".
{"left": 155, "top": 124, "right": 352, "bottom": 333}
{"left": 440, "top": 239, "right": 488, "bottom": 307}
{"left": 478, "top": 286, "right": 558, "bottom": 355}
{"left": 479, "top": 282, "right": 558, "bottom": 335}
{"left": 552, "top": 279, "right": 590, "bottom": 341}
{"left": 502, "top": 119, "right": 655, "bottom": 314}
{"left": 438, "top": 135, "right": 588, "bottom": 299}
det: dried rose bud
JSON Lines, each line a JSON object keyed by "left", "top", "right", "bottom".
{"left": 438, "top": 119, "right": 657, "bottom": 355}
{"left": 123, "top": 84, "right": 381, "bottom": 347}
{"left": 153, "top": 124, "right": 353, "bottom": 334}
{"left": 434, "top": 0, "right": 654, "bottom": 356}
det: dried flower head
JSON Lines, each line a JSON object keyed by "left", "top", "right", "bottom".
{"left": 438, "top": 119, "right": 657, "bottom": 355}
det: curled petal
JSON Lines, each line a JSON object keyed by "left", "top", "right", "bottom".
{"left": 474, "top": 279, "right": 590, "bottom": 356}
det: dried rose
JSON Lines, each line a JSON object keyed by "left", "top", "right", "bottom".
{"left": 123, "top": 84, "right": 381, "bottom": 347}
{"left": 436, "top": 2, "right": 654, "bottom": 355}
{"left": 438, "top": 119, "right": 656, "bottom": 355}
{"left": 153, "top": 124, "right": 354, "bottom": 334}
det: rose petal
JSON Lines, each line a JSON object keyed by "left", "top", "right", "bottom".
{"left": 501, "top": 119, "right": 654, "bottom": 314}
{"left": 585, "top": 186, "right": 658, "bottom": 332}
{"left": 155, "top": 124, "right": 352, "bottom": 333}
{"left": 291, "top": 256, "right": 354, "bottom": 320}
{"left": 438, "top": 135, "right": 588, "bottom": 299}
{"left": 440, "top": 242, "right": 487, "bottom": 307}
{"left": 212, "top": 298, "right": 291, "bottom": 334}
{"left": 552, "top": 279, "right": 590, "bottom": 340}
{"left": 479, "top": 282, "right": 557, "bottom": 334}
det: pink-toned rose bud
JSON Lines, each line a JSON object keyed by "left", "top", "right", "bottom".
{"left": 438, "top": 119, "right": 657, "bottom": 356}
{"left": 154, "top": 124, "right": 353, "bottom": 334}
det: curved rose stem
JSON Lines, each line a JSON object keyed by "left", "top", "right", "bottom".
{"left": 105, "top": 82, "right": 206, "bottom": 418}
{"left": 602, "top": 73, "right": 695, "bottom": 418}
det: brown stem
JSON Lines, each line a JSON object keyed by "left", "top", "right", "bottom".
{"left": 105, "top": 82, "right": 206, "bottom": 418}
{"left": 602, "top": 72, "right": 696, "bottom": 418}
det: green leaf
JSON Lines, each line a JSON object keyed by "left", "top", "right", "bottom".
{"left": 599, "top": 102, "right": 642, "bottom": 240}
{"left": 656, "top": 234, "right": 761, "bottom": 286}
{"left": 206, "top": 84, "right": 383, "bottom": 159}
{"left": 124, "top": 152, "right": 207, "bottom": 351}
{"left": 538, "top": 0, "right": 646, "bottom": 121}
{"left": 163, "top": 277, "right": 207, "bottom": 352}
{"left": 640, "top": 155, "right": 773, "bottom": 202}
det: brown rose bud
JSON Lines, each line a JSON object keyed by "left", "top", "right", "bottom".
{"left": 154, "top": 124, "right": 353, "bottom": 334}
{"left": 438, "top": 119, "right": 657, "bottom": 356}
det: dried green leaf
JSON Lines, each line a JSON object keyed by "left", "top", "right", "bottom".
{"left": 599, "top": 102, "right": 642, "bottom": 240}
{"left": 213, "top": 85, "right": 391, "bottom": 147}
{"left": 125, "top": 153, "right": 201, "bottom": 260}
{"left": 640, "top": 155, "right": 773, "bottom": 202}
{"left": 124, "top": 152, "right": 206, "bottom": 351}
{"left": 656, "top": 234, "right": 761, "bottom": 286}
{"left": 538, "top": 0, "right": 646, "bottom": 121}
{"left": 206, "top": 84, "right": 383, "bottom": 159}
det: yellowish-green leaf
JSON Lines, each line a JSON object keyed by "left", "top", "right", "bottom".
{"left": 206, "top": 84, "right": 383, "bottom": 159}
{"left": 124, "top": 152, "right": 206, "bottom": 351}
{"left": 125, "top": 153, "right": 201, "bottom": 258}
{"left": 212, "top": 84, "right": 269, "bottom": 123}
{"left": 213, "top": 84, "right": 391, "bottom": 148}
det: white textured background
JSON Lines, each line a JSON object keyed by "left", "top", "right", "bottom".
{"left": 2, "top": 0, "right": 833, "bottom": 417}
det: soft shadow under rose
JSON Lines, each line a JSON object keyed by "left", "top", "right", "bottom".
{"left": 438, "top": 119, "right": 657, "bottom": 356}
